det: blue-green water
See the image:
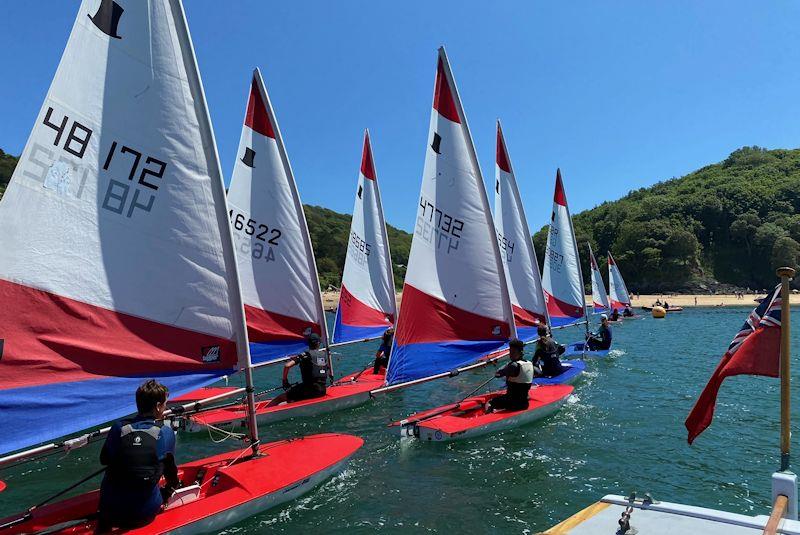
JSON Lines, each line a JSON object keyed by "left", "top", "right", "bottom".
{"left": 3, "top": 306, "right": 799, "bottom": 533}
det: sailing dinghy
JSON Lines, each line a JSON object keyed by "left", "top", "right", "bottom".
{"left": 608, "top": 251, "right": 634, "bottom": 315}
{"left": 0, "top": 1, "right": 361, "bottom": 531}
{"left": 332, "top": 130, "right": 397, "bottom": 345}
{"left": 541, "top": 169, "right": 588, "bottom": 329}
{"left": 588, "top": 243, "right": 610, "bottom": 313}
{"left": 186, "top": 91, "right": 386, "bottom": 432}
{"left": 493, "top": 123, "right": 584, "bottom": 383}
{"left": 494, "top": 121, "right": 548, "bottom": 342}
{"left": 383, "top": 48, "right": 573, "bottom": 442}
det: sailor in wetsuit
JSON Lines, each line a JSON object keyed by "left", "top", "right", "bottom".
{"left": 373, "top": 328, "right": 394, "bottom": 374}
{"left": 268, "top": 333, "right": 329, "bottom": 406}
{"left": 610, "top": 308, "right": 620, "bottom": 321}
{"left": 97, "top": 380, "right": 179, "bottom": 532}
{"left": 587, "top": 314, "right": 613, "bottom": 350}
{"left": 533, "top": 325, "right": 566, "bottom": 378}
{"left": 485, "top": 338, "right": 533, "bottom": 413}
{"left": 622, "top": 305, "right": 634, "bottom": 317}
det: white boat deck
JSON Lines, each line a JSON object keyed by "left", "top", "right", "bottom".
{"left": 541, "top": 494, "right": 800, "bottom": 534}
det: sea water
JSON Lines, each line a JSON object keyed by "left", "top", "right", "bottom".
{"left": 2, "top": 306, "right": 797, "bottom": 533}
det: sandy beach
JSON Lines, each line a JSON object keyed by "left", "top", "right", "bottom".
{"left": 321, "top": 291, "right": 797, "bottom": 312}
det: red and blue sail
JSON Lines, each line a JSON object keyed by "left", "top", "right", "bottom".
{"left": 0, "top": 0, "right": 249, "bottom": 456}
{"left": 494, "top": 122, "right": 548, "bottom": 342}
{"left": 332, "top": 132, "right": 396, "bottom": 344}
{"left": 386, "top": 49, "right": 515, "bottom": 385}
{"left": 227, "top": 71, "right": 329, "bottom": 364}
{"left": 608, "top": 251, "right": 632, "bottom": 312}
{"left": 588, "top": 244, "right": 611, "bottom": 313}
{"left": 541, "top": 170, "right": 587, "bottom": 327}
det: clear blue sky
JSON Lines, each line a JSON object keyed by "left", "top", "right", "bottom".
{"left": 2, "top": 1, "right": 800, "bottom": 232}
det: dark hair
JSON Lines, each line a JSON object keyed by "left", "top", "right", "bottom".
{"left": 307, "top": 332, "right": 321, "bottom": 349}
{"left": 136, "top": 379, "right": 168, "bottom": 414}
{"left": 537, "top": 325, "right": 548, "bottom": 337}
{"left": 383, "top": 328, "right": 394, "bottom": 343}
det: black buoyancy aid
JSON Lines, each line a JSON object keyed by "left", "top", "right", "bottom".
{"left": 108, "top": 423, "right": 162, "bottom": 488}
{"left": 300, "top": 349, "right": 329, "bottom": 386}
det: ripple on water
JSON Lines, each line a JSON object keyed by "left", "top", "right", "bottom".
{"left": 4, "top": 308, "right": 799, "bottom": 533}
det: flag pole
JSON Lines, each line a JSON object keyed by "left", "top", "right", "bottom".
{"left": 778, "top": 266, "right": 795, "bottom": 472}
{"left": 771, "top": 266, "right": 797, "bottom": 522}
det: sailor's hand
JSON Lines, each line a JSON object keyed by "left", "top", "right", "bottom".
{"left": 494, "top": 372, "right": 501, "bottom": 378}
{"left": 282, "top": 379, "right": 291, "bottom": 390}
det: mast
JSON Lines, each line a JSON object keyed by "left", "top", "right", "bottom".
{"left": 172, "top": 1, "right": 259, "bottom": 453}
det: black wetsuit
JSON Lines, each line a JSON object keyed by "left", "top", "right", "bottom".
{"left": 285, "top": 350, "right": 328, "bottom": 401}
{"left": 487, "top": 360, "right": 532, "bottom": 412}
{"left": 374, "top": 340, "right": 392, "bottom": 374}
{"left": 587, "top": 324, "right": 612, "bottom": 350}
{"left": 534, "top": 336, "right": 565, "bottom": 377}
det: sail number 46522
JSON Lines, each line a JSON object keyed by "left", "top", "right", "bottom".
{"left": 229, "top": 209, "right": 281, "bottom": 245}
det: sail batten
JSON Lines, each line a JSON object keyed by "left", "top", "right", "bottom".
{"left": 541, "top": 169, "right": 587, "bottom": 327}
{"left": 332, "top": 131, "right": 397, "bottom": 344}
{"left": 588, "top": 244, "right": 611, "bottom": 312}
{"left": 0, "top": 0, "right": 250, "bottom": 456}
{"left": 385, "top": 48, "right": 514, "bottom": 386}
{"left": 494, "top": 122, "right": 548, "bottom": 342}
{"left": 226, "top": 69, "right": 328, "bottom": 365}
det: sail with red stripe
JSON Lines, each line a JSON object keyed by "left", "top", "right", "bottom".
{"left": 226, "top": 70, "right": 328, "bottom": 364}
{"left": 541, "top": 169, "right": 587, "bottom": 327}
{"left": 588, "top": 244, "right": 610, "bottom": 313}
{"left": 386, "top": 48, "right": 515, "bottom": 386}
{"left": 0, "top": 0, "right": 249, "bottom": 456}
{"left": 332, "top": 131, "right": 396, "bottom": 344}
{"left": 493, "top": 121, "right": 547, "bottom": 342}
{"left": 608, "top": 251, "right": 632, "bottom": 311}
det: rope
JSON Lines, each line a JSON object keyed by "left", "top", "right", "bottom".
{"left": 202, "top": 421, "right": 247, "bottom": 444}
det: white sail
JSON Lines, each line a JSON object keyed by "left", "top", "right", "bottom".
{"left": 332, "top": 130, "right": 396, "bottom": 344}
{"left": 494, "top": 121, "right": 547, "bottom": 342}
{"left": 0, "top": 0, "right": 249, "bottom": 456}
{"left": 226, "top": 69, "right": 328, "bottom": 365}
{"left": 541, "top": 169, "right": 587, "bottom": 327}
{"left": 386, "top": 48, "right": 515, "bottom": 386}
{"left": 588, "top": 244, "right": 610, "bottom": 312}
{"left": 608, "top": 251, "right": 632, "bottom": 310}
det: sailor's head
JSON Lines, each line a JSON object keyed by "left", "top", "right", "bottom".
{"left": 600, "top": 313, "right": 609, "bottom": 324}
{"left": 537, "top": 325, "right": 548, "bottom": 338}
{"left": 307, "top": 332, "right": 322, "bottom": 350}
{"left": 509, "top": 338, "right": 524, "bottom": 360}
{"left": 136, "top": 379, "right": 168, "bottom": 418}
{"left": 383, "top": 327, "right": 395, "bottom": 342}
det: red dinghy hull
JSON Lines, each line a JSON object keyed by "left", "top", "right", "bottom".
{"left": 0, "top": 433, "right": 362, "bottom": 534}
{"left": 395, "top": 385, "right": 573, "bottom": 442}
{"left": 187, "top": 369, "right": 384, "bottom": 432}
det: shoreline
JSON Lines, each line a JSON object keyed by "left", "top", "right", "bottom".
{"left": 320, "top": 291, "right": 794, "bottom": 312}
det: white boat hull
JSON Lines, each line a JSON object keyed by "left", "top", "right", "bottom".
{"left": 167, "top": 457, "right": 350, "bottom": 534}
